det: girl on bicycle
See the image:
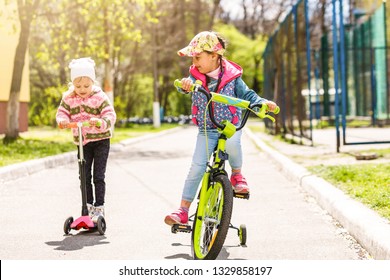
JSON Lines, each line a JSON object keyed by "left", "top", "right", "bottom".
{"left": 165, "top": 31, "right": 277, "bottom": 225}
{"left": 56, "top": 57, "right": 116, "bottom": 222}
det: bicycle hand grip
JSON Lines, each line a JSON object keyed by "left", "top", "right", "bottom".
{"left": 174, "top": 79, "right": 201, "bottom": 92}
{"left": 254, "top": 104, "right": 280, "bottom": 123}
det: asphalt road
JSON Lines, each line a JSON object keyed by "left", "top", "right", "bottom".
{"left": 0, "top": 125, "right": 368, "bottom": 260}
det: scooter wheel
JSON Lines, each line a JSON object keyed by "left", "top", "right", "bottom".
{"left": 64, "top": 217, "right": 73, "bottom": 235}
{"left": 97, "top": 216, "right": 106, "bottom": 235}
{"left": 239, "top": 224, "right": 247, "bottom": 246}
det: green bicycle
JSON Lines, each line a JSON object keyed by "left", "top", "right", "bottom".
{"left": 172, "top": 80, "right": 279, "bottom": 260}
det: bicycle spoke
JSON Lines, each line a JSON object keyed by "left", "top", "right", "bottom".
{"left": 199, "top": 182, "right": 223, "bottom": 255}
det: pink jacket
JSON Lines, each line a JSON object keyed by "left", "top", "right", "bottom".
{"left": 186, "top": 59, "right": 265, "bottom": 129}
{"left": 56, "top": 86, "right": 116, "bottom": 145}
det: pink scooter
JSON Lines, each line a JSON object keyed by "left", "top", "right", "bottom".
{"left": 61, "top": 121, "right": 106, "bottom": 235}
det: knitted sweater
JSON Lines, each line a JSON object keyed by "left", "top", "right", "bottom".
{"left": 56, "top": 85, "right": 116, "bottom": 145}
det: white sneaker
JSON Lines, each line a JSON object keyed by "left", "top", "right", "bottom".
{"left": 87, "top": 203, "right": 95, "bottom": 217}
{"left": 92, "top": 205, "right": 105, "bottom": 223}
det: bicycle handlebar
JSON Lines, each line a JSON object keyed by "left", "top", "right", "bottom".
{"left": 174, "top": 79, "right": 279, "bottom": 130}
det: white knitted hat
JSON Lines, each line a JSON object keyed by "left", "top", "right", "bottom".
{"left": 69, "top": 57, "right": 96, "bottom": 82}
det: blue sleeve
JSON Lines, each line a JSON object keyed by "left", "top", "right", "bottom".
{"left": 234, "top": 77, "right": 267, "bottom": 105}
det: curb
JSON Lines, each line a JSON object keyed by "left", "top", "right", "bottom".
{"left": 0, "top": 127, "right": 182, "bottom": 184}
{"left": 0, "top": 151, "right": 76, "bottom": 184}
{"left": 245, "top": 128, "right": 390, "bottom": 260}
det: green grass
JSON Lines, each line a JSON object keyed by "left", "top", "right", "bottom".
{"left": 247, "top": 124, "right": 390, "bottom": 221}
{"left": 0, "top": 124, "right": 177, "bottom": 167}
{"left": 308, "top": 164, "right": 390, "bottom": 220}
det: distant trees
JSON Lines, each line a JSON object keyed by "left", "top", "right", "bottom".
{"left": 28, "top": 0, "right": 225, "bottom": 124}
{"left": 221, "top": 0, "right": 295, "bottom": 38}
{"left": 7, "top": 0, "right": 298, "bottom": 130}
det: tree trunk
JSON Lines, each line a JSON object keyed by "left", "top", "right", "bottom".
{"left": 5, "top": 0, "right": 40, "bottom": 141}
{"left": 177, "top": 0, "right": 188, "bottom": 76}
{"left": 208, "top": 0, "right": 221, "bottom": 29}
{"left": 193, "top": 0, "right": 201, "bottom": 33}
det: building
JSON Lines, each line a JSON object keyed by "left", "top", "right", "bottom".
{"left": 0, "top": 2, "right": 30, "bottom": 134}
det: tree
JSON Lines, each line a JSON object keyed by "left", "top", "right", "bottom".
{"left": 5, "top": 0, "right": 40, "bottom": 142}
{"left": 29, "top": 0, "right": 148, "bottom": 122}
{"left": 28, "top": 0, "right": 262, "bottom": 122}
{"left": 220, "top": 0, "right": 295, "bottom": 38}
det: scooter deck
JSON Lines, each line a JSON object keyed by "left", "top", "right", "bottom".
{"left": 71, "top": 215, "right": 95, "bottom": 230}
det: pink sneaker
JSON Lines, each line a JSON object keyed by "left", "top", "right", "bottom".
{"left": 230, "top": 173, "right": 250, "bottom": 193}
{"left": 164, "top": 208, "right": 188, "bottom": 225}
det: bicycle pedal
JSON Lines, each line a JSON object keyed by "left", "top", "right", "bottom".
{"left": 233, "top": 192, "right": 250, "bottom": 200}
{"left": 171, "top": 224, "right": 192, "bottom": 234}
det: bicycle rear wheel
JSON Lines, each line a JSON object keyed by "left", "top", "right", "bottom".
{"left": 192, "top": 174, "right": 233, "bottom": 260}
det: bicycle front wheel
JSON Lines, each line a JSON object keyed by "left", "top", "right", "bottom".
{"left": 192, "top": 174, "right": 233, "bottom": 260}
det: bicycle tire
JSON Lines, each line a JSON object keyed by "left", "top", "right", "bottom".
{"left": 191, "top": 174, "right": 233, "bottom": 260}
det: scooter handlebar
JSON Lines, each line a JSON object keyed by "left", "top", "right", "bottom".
{"left": 59, "top": 120, "right": 102, "bottom": 129}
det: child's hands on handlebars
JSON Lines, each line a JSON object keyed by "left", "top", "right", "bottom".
{"left": 58, "top": 118, "right": 102, "bottom": 129}
{"left": 89, "top": 117, "right": 102, "bottom": 128}
{"left": 174, "top": 77, "right": 279, "bottom": 116}
{"left": 263, "top": 100, "right": 278, "bottom": 113}
{"left": 178, "top": 78, "right": 194, "bottom": 92}
{"left": 58, "top": 119, "right": 70, "bottom": 128}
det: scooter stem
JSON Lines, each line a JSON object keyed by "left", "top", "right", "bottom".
{"left": 77, "top": 122, "right": 89, "bottom": 217}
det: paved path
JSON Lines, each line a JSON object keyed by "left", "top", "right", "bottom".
{"left": 0, "top": 126, "right": 368, "bottom": 260}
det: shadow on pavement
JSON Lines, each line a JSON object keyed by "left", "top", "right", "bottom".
{"left": 216, "top": 247, "right": 248, "bottom": 260}
{"left": 45, "top": 231, "right": 109, "bottom": 251}
{"left": 164, "top": 242, "right": 192, "bottom": 260}
{"left": 165, "top": 253, "right": 192, "bottom": 260}
{"left": 165, "top": 243, "right": 247, "bottom": 260}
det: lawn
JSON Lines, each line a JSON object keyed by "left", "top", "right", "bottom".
{"left": 0, "top": 124, "right": 177, "bottom": 167}
{"left": 308, "top": 163, "right": 390, "bottom": 220}
{"left": 248, "top": 123, "right": 390, "bottom": 221}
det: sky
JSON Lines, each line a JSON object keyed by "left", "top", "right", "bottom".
{"left": 220, "top": 0, "right": 244, "bottom": 19}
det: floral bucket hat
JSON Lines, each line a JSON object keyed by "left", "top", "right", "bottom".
{"left": 177, "top": 31, "right": 225, "bottom": 57}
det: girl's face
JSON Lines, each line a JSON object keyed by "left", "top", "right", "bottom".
{"left": 73, "top": 77, "right": 93, "bottom": 98}
{"left": 192, "top": 52, "right": 219, "bottom": 74}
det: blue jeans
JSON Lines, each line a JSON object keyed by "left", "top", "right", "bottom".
{"left": 181, "top": 129, "right": 243, "bottom": 202}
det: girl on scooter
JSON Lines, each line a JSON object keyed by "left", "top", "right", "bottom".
{"left": 56, "top": 57, "right": 116, "bottom": 222}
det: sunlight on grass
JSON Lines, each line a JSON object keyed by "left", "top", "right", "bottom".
{"left": 0, "top": 138, "right": 75, "bottom": 166}
{"left": 0, "top": 124, "right": 178, "bottom": 167}
{"left": 308, "top": 164, "right": 390, "bottom": 220}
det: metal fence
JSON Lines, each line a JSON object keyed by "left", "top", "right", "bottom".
{"left": 262, "top": 0, "right": 390, "bottom": 150}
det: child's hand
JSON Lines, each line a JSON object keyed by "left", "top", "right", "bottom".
{"left": 58, "top": 119, "right": 69, "bottom": 128}
{"left": 265, "top": 101, "right": 278, "bottom": 112}
{"left": 89, "top": 117, "right": 102, "bottom": 128}
{"left": 180, "top": 78, "right": 193, "bottom": 92}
